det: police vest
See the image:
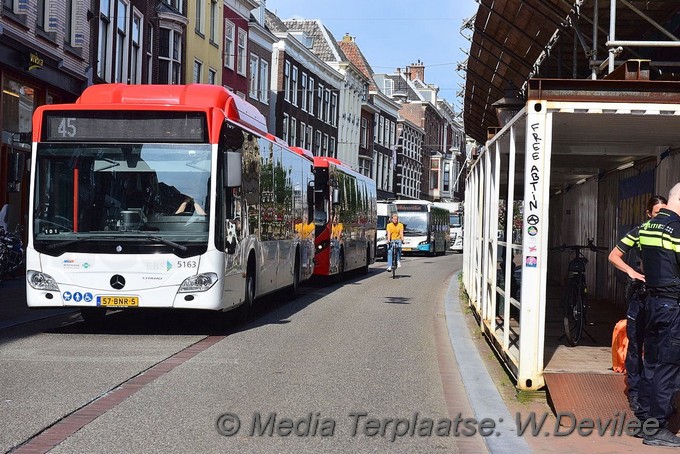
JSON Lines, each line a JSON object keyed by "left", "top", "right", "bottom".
{"left": 638, "top": 209, "right": 680, "bottom": 293}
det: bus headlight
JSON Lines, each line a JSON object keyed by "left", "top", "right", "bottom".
{"left": 27, "top": 270, "right": 59, "bottom": 291}
{"left": 377, "top": 235, "right": 386, "bottom": 243}
{"left": 179, "top": 272, "right": 218, "bottom": 292}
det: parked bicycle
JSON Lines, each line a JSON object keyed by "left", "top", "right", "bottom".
{"left": 0, "top": 225, "right": 24, "bottom": 283}
{"left": 387, "top": 240, "right": 402, "bottom": 279}
{"left": 551, "top": 238, "right": 607, "bottom": 346}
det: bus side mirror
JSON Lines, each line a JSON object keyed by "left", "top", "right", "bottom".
{"left": 224, "top": 151, "right": 242, "bottom": 188}
{"left": 332, "top": 188, "right": 340, "bottom": 205}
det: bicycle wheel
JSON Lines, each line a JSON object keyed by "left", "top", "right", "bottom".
{"left": 563, "top": 279, "right": 584, "bottom": 346}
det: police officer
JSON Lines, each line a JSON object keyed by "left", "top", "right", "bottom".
{"left": 608, "top": 195, "right": 666, "bottom": 413}
{"left": 637, "top": 183, "right": 680, "bottom": 447}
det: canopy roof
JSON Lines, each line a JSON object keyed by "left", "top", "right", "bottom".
{"left": 464, "top": 0, "right": 680, "bottom": 143}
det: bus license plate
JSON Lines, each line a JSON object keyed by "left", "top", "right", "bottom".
{"left": 99, "top": 296, "right": 139, "bottom": 307}
{"left": 402, "top": 247, "right": 412, "bottom": 252}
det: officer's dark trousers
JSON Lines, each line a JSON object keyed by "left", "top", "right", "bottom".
{"left": 637, "top": 295, "right": 680, "bottom": 427}
{"left": 625, "top": 289, "right": 646, "bottom": 398}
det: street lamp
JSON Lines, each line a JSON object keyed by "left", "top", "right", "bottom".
{"left": 492, "top": 82, "right": 525, "bottom": 127}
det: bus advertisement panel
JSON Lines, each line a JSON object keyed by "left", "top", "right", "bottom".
{"left": 311, "top": 156, "right": 377, "bottom": 278}
{"left": 394, "top": 200, "right": 449, "bottom": 256}
{"left": 26, "top": 84, "right": 315, "bottom": 323}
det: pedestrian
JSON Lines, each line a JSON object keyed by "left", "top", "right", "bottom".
{"left": 608, "top": 195, "right": 667, "bottom": 414}
{"left": 636, "top": 184, "right": 680, "bottom": 447}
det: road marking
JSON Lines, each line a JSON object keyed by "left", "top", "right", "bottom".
{"left": 12, "top": 335, "right": 225, "bottom": 453}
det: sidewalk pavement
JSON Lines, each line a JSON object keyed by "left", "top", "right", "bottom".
{"left": 445, "top": 270, "right": 666, "bottom": 453}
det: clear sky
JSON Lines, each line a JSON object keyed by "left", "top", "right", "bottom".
{"left": 265, "top": 0, "right": 479, "bottom": 113}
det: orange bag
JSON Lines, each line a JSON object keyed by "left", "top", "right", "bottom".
{"left": 612, "top": 319, "right": 628, "bottom": 373}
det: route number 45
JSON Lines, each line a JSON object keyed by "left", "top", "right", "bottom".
{"left": 58, "top": 118, "right": 77, "bottom": 137}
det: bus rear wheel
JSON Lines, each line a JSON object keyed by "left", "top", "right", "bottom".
{"left": 233, "top": 256, "right": 256, "bottom": 325}
{"left": 288, "top": 252, "right": 301, "bottom": 298}
{"left": 361, "top": 247, "right": 370, "bottom": 275}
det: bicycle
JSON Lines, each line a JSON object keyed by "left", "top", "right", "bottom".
{"left": 551, "top": 238, "right": 607, "bottom": 346}
{"left": 387, "top": 240, "right": 402, "bottom": 279}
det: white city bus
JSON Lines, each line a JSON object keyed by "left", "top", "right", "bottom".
{"left": 394, "top": 200, "right": 449, "bottom": 256}
{"left": 26, "top": 84, "right": 315, "bottom": 323}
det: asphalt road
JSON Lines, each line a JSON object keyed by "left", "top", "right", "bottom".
{"left": 1, "top": 253, "right": 464, "bottom": 453}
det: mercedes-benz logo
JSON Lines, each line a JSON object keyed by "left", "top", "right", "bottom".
{"left": 110, "top": 275, "right": 126, "bottom": 290}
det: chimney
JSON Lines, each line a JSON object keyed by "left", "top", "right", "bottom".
{"left": 342, "top": 33, "right": 353, "bottom": 42}
{"left": 406, "top": 59, "right": 425, "bottom": 81}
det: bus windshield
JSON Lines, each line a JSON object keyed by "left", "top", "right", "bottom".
{"left": 400, "top": 212, "right": 428, "bottom": 235}
{"left": 33, "top": 143, "right": 212, "bottom": 251}
{"left": 450, "top": 213, "right": 462, "bottom": 228}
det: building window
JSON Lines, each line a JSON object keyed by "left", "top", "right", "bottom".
{"left": 114, "top": 0, "right": 129, "bottom": 83}
{"left": 65, "top": 0, "right": 79, "bottom": 46}
{"left": 36, "top": 0, "right": 51, "bottom": 32}
{"left": 443, "top": 162, "right": 450, "bottom": 191}
{"left": 283, "top": 61, "right": 291, "bottom": 102}
{"left": 193, "top": 59, "right": 202, "bottom": 83}
{"left": 330, "top": 137, "right": 336, "bottom": 158}
{"left": 314, "top": 130, "right": 321, "bottom": 155}
{"left": 307, "top": 125, "right": 313, "bottom": 151}
{"left": 291, "top": 66, "right": 298, "bottom": 106}
{"left": 249, "top": 54, "right": 258, "bottom": 99}
{"left": 317, "top": 84, "right": 324, "bottom": 121}
{"left": 146, "top": 25, "right": 153, "bottom": 84}
{"left": 224, "top": 20, "right": 234, "bottom": 69}
{"left": 258, "top": 59, "right": 269, "bottom": 103}
{"left": 130, "top": 11, "right": 142, "bottom": 84}
{"left": 290, "top": 117, "right": 297, "bottom": 147}
{"left": 159, "top": 26, "right": 182, "bottom": 84}
{"left": 98, "top": 0, "right": 113, "bottom": 80}
{"left": 168, "top": 0, "right": 182, "bottom": 13}
{"left": 282, "top": 114, "right": 289, "bottom": 143}
{"left": 384, "top": 79, "right": 394, "bottom": 97}
{"left": 330, "top": 92, "right": 337, "bottom": 127}
{"left": 208, "top": 68, "right": 216, "bottom": 84}
{"left": 322, "top": 134, "right": 329, "bottom": 157}
{"left": 360, "top": 117, "right": 368, "bottom": 148}
{"left": 324, "top": 89, "right": 330, "bottom": 124}
{"left": 209, "top": 0, "right": 217, "bottom": 42}
{"left": 195, "top": 0, "right": 203, "bottom": 34}
{"left": 307, "top": 78, "right": 315, "bottom": 116}
{"left": 301, "top": 73, "right": 307, "bottom": 111}
{"left": 300, "top": 122, "right": 307, "bottom": 148}
{"left": 237, "top": 28, "right": 247, "bottom": 76}
{"left": 389, "top": 121, "right": 395, "bottom": 148}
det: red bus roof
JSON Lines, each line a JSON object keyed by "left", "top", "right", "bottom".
{"left": 289, "top": 146, "right": 315, "bottom": 162}
{"left": 35, "top": 84, "right": 268, "bottom": 140}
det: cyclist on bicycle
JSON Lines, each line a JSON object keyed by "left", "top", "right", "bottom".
{"left": 608, "top": 195, "right": 667, "bottom": 415}
{"left": 386, "top": 213, "right": 404, "bottom": 272}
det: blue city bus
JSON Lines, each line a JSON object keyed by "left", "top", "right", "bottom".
{"left": 394, "top": 200, "right": 449, "bottom": 256}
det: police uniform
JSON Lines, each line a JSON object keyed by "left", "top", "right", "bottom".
{"left": 638, "top": 208, "right": 680, "bottom": 436}
{"left": 614, "top": 225, "right": 647, "bottom": 407}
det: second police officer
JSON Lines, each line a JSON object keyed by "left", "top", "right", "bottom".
{"left": 637, "top": 183, "right": 680, "bottom": 447}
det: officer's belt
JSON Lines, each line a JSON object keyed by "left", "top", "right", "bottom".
{"left": 647, "top": 289, "right": 680, "bottom": 299}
